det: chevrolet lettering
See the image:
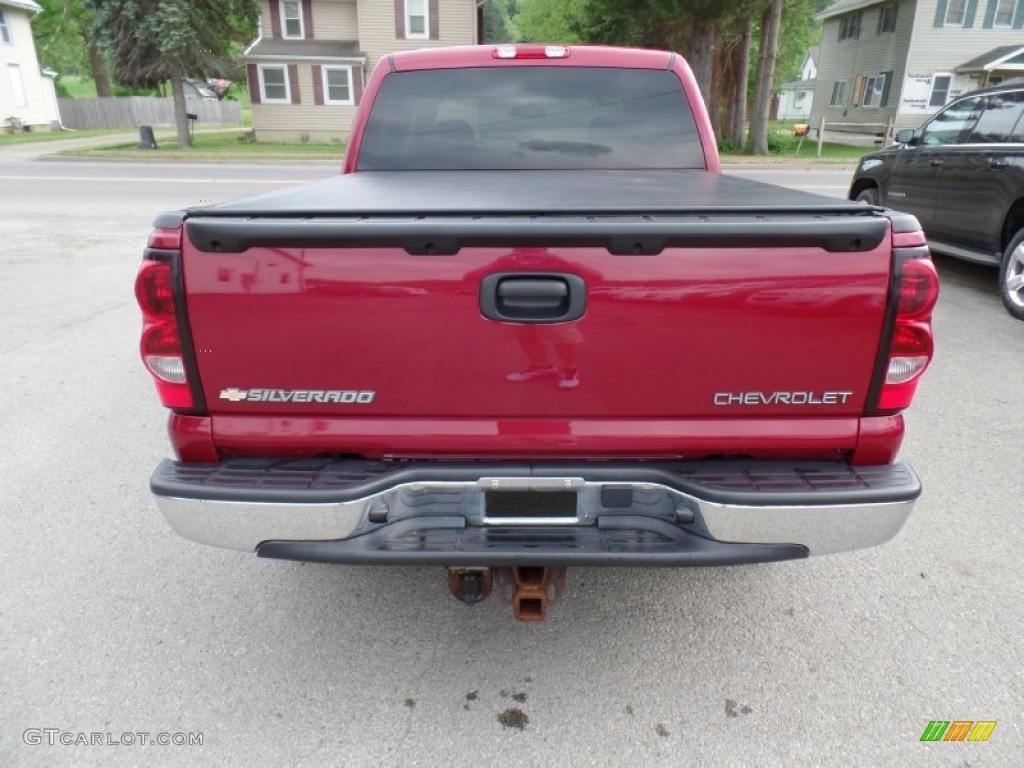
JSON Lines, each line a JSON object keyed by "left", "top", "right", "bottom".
{"left": 712, "top": 391, "right": 855, "bottom": 406}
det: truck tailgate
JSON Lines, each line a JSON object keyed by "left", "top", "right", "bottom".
{"left": 179, "top": 171, "right": 891, "bottom": 451}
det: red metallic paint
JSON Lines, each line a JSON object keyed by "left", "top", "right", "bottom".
{"left": 182, "top": 235, "right": 891, "bottom": 421}
{"left": 168, "top": 414, "right": 218, "bottom": 462}
{"left": 180, "top": 230, "right": 899, "bottom": 459}
{"left": 156, "top": 45, "right": 923, "bottom": 467}
{"left": 207, "top": 415, "right": 858, "bottom": 460}
{"left": 852, "top": 415, "right": 905, "bottom": 466}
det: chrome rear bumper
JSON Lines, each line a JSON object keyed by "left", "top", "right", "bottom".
{"left": 152, "top": 459, "right": 919, "bottom": 564}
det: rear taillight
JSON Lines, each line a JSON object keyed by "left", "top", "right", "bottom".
{"left": 136, "top": 220, "right": 202, "bottom": 410}
{"left": 872, "top": 241, "right": 939, "bottom": 413}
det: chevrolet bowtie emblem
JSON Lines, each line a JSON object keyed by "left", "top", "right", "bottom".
{"left": 219, "top": 388, "right": 249, "bottom": 402}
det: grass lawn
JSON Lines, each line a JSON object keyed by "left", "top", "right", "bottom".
{"left": 0, "top": 128, "right": 128, "bottom": 146}
{"left": 60, "top": 128, "right": 345, "bottom": 161}
{"left": 57, "top": 75, "right": 98, "bottom": 98}
{"left": 719, "top": 121, "right": 876, "bottom": 163}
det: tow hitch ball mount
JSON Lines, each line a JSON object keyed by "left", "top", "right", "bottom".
{"left": 446, "top": 566, "right": 567, "bottom": 621}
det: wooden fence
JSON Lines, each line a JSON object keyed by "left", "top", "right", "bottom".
{"left": 808, "top": 117, "right": 897, "bottom": 156}
{"left": 57, "top": 97, "right": 242, "bottom": 129}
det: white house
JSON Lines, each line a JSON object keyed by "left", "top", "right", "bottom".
{"left": 777, "top": 46, "right": 818, "bottom": 119}
{"left": 813, "top": 0, "right": 1024, "bottom": 133}
{"left": 0, "top": 0, "right": 60, "bottom": 131}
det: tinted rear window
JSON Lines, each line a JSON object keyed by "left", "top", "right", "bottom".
{"left": 357, "top": 67, "right": 705, "bottom": 170}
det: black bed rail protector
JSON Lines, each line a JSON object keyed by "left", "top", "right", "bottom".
{"left": 152, "top": 458, "right": 920, "bottom": 508}
{"left": 185, "top": 215, "right": 888, "bottom": 256}
{"left": 256, "top": 516, "right": 809, "bottom": 567}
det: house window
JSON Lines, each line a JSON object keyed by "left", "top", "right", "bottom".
{"left": 863, "top": 73, "right": 890, "bottom": 107}
{"left": 322, "top": 66, "right": 353, "bottom": 105}
{"left": 929, "top": 74, "right": 952, "bottom": 107}
{"left": 994, "top": 0, "right": 1018, "bottom": 26}
{"left": 281, "top": 0, "right": 304, "bottom": 39}
{"left": 839, "top": 11, "right": 862, "bottom": 40}
{"left": 0, "top": 9, "right": 11, "bottom": 44}
{"left": 259, "top": 65, "right": 291, "bottom": 103}
{"left": 830, "top": 80, "right": 848, "bottom": 106}
{"left": 405, "top": 0, "right": 428, "bottom": 38}
{"left": 944, "top": 0, "right": 967, "bottom": 25}
{"left": 877, "top": 3, "right": 898, "bottom": 33}
{"left": 8, "top": 64, "right": 26, "bottom": 107}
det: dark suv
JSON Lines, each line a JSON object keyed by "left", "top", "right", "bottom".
{"left": 849, "top": 80, "right": 1024, "bottom": 320}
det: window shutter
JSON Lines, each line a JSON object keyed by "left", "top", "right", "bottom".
{"left": 852, "top": 74, "right": 866, "bottom": 106}
{"left": 247, "top": 64, "right": 261, "bottom": 105}
{"left": 429, "top": 0, "right": 439, "bottom": 40}
{"left": 289, "top": 64, "right": 300, "bottom": 105}
{"left": 394, "top": 0, "right": 405, "bottom": 38}
{"left": 303, "top": 0, "right": 314, "bottom": 39}
{"left": 312, "top": 66, "right": 323, "bottom": 105}
{"left": 982, "top": 0, "right": 997, "bottom": 28}
{"left": 270, "top": 0, "right": 282, "bottom": 37}
{"left": 933, "top": 0, "right": 948, "bottom": 26}
{"left": 354, "top": 67, "right": 364, "bottom": 105}
{"left": 880, "top": 71, "right": 893, "bottom": 106}
{"left": 963, "top": 0, "right": 978, "bottom": 26}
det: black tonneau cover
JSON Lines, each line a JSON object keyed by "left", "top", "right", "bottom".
{"left": 183, "top": 170, "right": 888, "bottom": 255}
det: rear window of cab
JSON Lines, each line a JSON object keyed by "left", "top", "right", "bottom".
{"left": 357, "top": 67, "right": 705, "bottom": 171}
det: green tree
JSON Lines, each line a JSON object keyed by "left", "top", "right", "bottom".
{"left": 31, "top": 1, "right": 113, "bottom": 96}
{"left": 570, "top": 0, "right": 765, "bottom": 137}
{"left": 513, "top": 0, "right": 584, "bottom": 43}
{"left": 746, "top": 0, "right": 783, "bottom": 153}
{"left": 95, "top": 0, "right": 257, "bottom": 147}
{"left": 483, "top": 0, "right": 518, "bottom": 43}
{"left": 776, "top": 0, "right": 821, "bottom": 87}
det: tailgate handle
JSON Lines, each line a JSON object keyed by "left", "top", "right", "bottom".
{"left": 499, "top": 279, "right": 567, "bottom": 308}
{"left": 480, "top": 273, "right": 586, "bottom": 323}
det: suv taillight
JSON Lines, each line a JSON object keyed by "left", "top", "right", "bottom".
{"left": 135, "top": 222, "right": 202, "bottom": 410}
{"left": 870, "top": 232, "right": 939, "bottom": 413}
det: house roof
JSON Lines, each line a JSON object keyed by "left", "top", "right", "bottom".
{"left": 816, "top": 0, "right": 884, "bottom": 21}
{"left": 956, "top": 45, "right": 1024, "bottom": 73}
{"left": 0, "top": 0, "right": 43, "bottom": 12}
{"left": 243, "top": 39, "right": 365, "bottom": 61}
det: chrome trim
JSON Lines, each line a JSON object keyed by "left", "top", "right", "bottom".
{"left": 478, "top": 476, "right": 585, "bottom": 490}
{"left": 697, "top": 499, "right": 915, "bottom": 556}
{"left": 156, "top": 496, "right": 366, "bottom": 551}
{"left": 482, "top": 516, "right": 581, "bottom": 527}
{"left": 155, "top": 479, "right": 915, "bottom": 556}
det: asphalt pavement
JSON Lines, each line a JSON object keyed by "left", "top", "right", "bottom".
{"left": 0, "top": 142, "right": 1021, "bottom": 767}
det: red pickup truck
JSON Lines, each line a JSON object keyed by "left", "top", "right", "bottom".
{"left": 136, "top": 45, "right": 937, "bottom": 619}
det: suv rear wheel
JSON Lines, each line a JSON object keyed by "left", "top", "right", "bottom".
{"left": 999, "top": 229, "right": 1024, "bottom": 321}
{"left": 854, "top": 187, "right": 879, "bottom": 205}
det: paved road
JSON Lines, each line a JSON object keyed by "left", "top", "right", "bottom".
{"left": 1, "top": 152, "right": 1021, "bottom": 767}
